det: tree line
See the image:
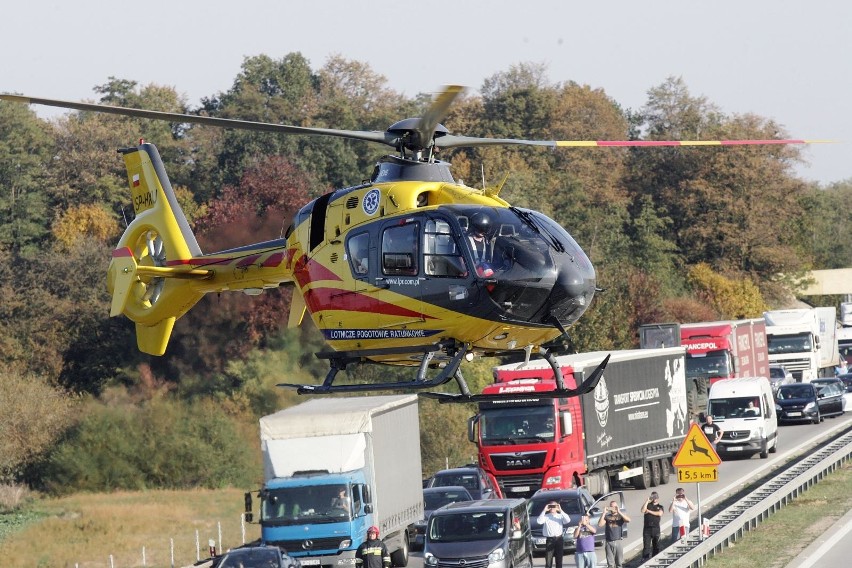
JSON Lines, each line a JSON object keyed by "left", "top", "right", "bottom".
{"left": 1, "top": 54, "right": 849, "bottom": 496}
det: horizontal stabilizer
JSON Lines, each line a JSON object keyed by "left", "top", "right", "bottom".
{"left": 110, "top": 247, "right": 138, "bottom": 317}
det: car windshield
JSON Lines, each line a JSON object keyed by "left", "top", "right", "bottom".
{"left": 529, "top": 497, "right": 585, "bottom": 517}
{"left": 432, "top": 473, "right": 480, "bottom": 491}
{"left": 769, "top": 367, "right": 786, "bottom": 379}
{"left": 219, "top": 548, "right": 280, "bottom": 568}
{"left": 425, "top": 490, "right": 471, "bottom": 511}
{"left": 708, "top": 397, "right": 763, "bottom": 419}
{"left": 777, "top": 385, "right": 814, "bottom": 400}
{"left": 429, "top": 511, "right": 507, "bottom": 542}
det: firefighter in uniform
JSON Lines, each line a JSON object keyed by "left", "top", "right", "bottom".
{"left": 355, "top": 526, "right": 390, "bottom": 568}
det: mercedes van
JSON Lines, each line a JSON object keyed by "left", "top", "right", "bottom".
{"left": 707, "top": 377, "right": 779, "bottom": 459}
{"left": 423, "top": 498, "right": 533, "bottom": 568}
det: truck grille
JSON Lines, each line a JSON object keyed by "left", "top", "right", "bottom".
{"left": 268, "top": 537, "right": 345, "bottom": 553}
{"left": 491, "top": 450, "right": 547, "bottom": 470}
{"left": 497, "top": 474, "right": 543, "bottom": 498}
{"left": 437, "top": 557, "right": 489, "bottom": 568}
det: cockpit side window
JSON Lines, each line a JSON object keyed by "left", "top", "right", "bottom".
{"left": 347, "top": 232, "right": 370, "bottom": 276}
{"left": 382, "top": 223, "right": 419, "bottom": 276}
{"left": 424, "top": 219, "right": 467, "bottom": 277}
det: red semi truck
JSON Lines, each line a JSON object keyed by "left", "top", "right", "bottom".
{"left": 679, "top": 319, "right": 769, "bottom": 418}
{"left": 468, "top": 348, "right": 688, "bottom": 499}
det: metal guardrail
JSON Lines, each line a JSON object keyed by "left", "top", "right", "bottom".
{"left": 639, "top": 426, "right": 852, "bottom": 567}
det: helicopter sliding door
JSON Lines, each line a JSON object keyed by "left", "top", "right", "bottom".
{"left": 375, "top": 221, "right": 426, "bottom": 331}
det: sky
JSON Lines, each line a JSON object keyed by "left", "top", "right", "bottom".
{"left": 2, "top": 0, "right": 849, "bottom": 185}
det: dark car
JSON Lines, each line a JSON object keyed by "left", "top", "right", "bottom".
{"left": 811, "top": 380, "right": 845, "bottom": 418}
{"left": 410, "top": 486, "right": 474, "bottom": 550}
{"left": 428, "top": 467, "right": 501, "bottom": 500}
{"left": 836, "top": 372, "right": 852, "bottom": 393}
{"left": 214, "top": 545, "right": 300, "bottom": 568}
{"left": 775, "top": 382, "right": 844, "bottom": 423}
{"left": 768, "top": 364, "right": 795, "bottom": 394}
{"left": 527, "top": 489, "right": 626, "bottom": 553}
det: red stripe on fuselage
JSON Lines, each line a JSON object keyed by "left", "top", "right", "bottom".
{"left": 303, "top": 287, "right": 435, "bottom": 320}
{"left": 293, "top": 255, "right": 342, "bottom": 288}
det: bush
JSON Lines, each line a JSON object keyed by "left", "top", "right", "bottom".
{"left": 36, "top": 398, "right": 260, "bottom": 494}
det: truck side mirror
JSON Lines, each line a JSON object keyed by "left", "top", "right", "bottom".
{"left": 559, "top": 411, "right": 572, "bottom": 436}
{"left": 244, "top": 492, "right": 254, "bottom": 523}
{"left": 467, "top": 415, "right": 478, "bottom": 443}
{"left": 363, "top": 485, "right": 372, "bottom": 504}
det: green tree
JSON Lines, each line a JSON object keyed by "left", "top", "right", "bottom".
{"left": 0, "top": 100, "right": 54, "bottom": 256}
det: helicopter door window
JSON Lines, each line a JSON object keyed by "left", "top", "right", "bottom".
{"left": 382, "top": 224, "right": 419, "bottom": 276}
{"left": 347, "top": 232, "right": 370, "bottom": 276}
{"left": 424, "top": 219, "right": 467, "bottom": 277}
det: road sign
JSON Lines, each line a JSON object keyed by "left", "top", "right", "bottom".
{"left": 676, "top": 466, "right": 719, "bottom": 483}
{"left": 671, "top": 423, "right": 722, "bottom": 467}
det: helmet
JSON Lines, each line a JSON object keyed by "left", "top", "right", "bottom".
{"left": 469, "top": 211, "right": 493, "bottom": 236}
{"left": 368, "top": 526, "right": 380, "bottom": 537}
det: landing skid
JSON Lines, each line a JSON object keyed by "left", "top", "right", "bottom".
{"left": 277, "top": 340, "right": 610, "bottom": 403}
{"left": 421, "top": 354, "right": 610, "bottom": 403}
{"left": 277, "top": 339, "right": 472, "bottom": 395}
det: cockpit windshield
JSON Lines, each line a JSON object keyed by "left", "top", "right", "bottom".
{"left": 437, "top": 205, "right": 594, "bottom": 325}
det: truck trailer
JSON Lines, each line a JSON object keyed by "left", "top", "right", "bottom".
{"left": 468, "top": 348, "right": 688, "bottom": 498}
{"left": 248, "top": 395, "right": 422, "bottom": 567}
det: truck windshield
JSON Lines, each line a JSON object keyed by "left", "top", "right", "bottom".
{"left": 686, "top": 351, "right": 731, "bottom": 379}
{"left": 707, "top": 397, "right": 762, "bottom": 420}
{"left": 767, "top": 333, "right": 812, "bottom": 354}
{"left": 480, "top": 406, "right": 554, "bottom": 443}
{"left": 429, "top": 511, "right": 507, "bottom": 542}
{"left": 261, "top": 485, "right": 352, "bottom": 525}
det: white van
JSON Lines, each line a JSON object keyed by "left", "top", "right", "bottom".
{"left": 706, "top": 377, "right": 779, "bottom": 459}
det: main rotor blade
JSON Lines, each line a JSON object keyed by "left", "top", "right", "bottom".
{"left": 417, "top": 85, "right": 465, "bottom": 148}
{"left": 436, "top": 134, "right": 831, "bottom": 149}
{"left": 0, "top": 94, "right": 398, "bottom": 148}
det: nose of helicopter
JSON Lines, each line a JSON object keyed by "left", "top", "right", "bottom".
{"left": 548, "top": 250, "right": 597, "bottom": 328}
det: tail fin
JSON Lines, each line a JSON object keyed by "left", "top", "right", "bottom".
{"left": 107, "top": 143, "right": 210, "bottom": 355}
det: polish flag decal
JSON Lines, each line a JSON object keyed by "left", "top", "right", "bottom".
{"left": 132, "top": 174, "right": 140, "bottom": 187}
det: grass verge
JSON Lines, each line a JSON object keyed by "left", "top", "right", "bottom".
{"left": 0, "top": 487, "right": 261, "bottom": 567}
{"left": 700, "top": 461, "right": 852, "bottom": 568}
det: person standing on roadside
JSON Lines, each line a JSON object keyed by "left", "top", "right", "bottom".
{"left": 641, "top": 491, "right": 664, "bottom": 559}
{"left": 355, "top": 526, "right": 390, "bottom": 568}
{"left": 536, "top": 500, "right": 572, "bottom": 568}
{"left": 701, "top": 414, "right": 723, "bottom": 451}
{"left": 598, "top": 500, "right": 630, "bottom": 568}
{"left": 573, "top": 514, "right": 597, "bottom": 568}
{"left": 669, "top": 488, "right": 696, "bottom": 542}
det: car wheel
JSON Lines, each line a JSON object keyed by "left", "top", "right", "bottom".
{"left": 812, "top": 410, "right": 821, "bottom": 424}
{"left": 759, "top": 439, "right": 769, "bottom": 459}
{"left": 769, "top": 434, "right": 778, "bottom": 453}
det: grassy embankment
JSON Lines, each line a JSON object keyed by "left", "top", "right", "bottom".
{"left": 0, "top": 487, "right": 260, "bottom": 567}
{"left": 696, "top": 461, "right": 852, "bottom": 568}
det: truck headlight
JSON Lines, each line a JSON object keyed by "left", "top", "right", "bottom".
{"left": 545, "top": 475, "right": 561, "bottom": 485}
{"left": 488, "top": 548, "right": 506, "bottom": 563}
{"left": 424, "top": 553, "right": 438, "bottom": 566}
{"left": 340, "top": 539, "right": 351, "bottom": 549}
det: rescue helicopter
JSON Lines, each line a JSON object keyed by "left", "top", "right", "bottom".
{"left": 0, "top": 88, "right": 819, "bottom": 402}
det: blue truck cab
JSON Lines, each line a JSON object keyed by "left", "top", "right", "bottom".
{"left": 260, "top": 472, "right": 373, "bottom": 565}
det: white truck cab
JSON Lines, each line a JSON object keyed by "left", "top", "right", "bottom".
{"left": 707, "top": 377, "right": 779, "bottom": 459}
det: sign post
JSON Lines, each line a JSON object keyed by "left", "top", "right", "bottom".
{"left": 671, "top": 423, "right": 722, "bottom": 540}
